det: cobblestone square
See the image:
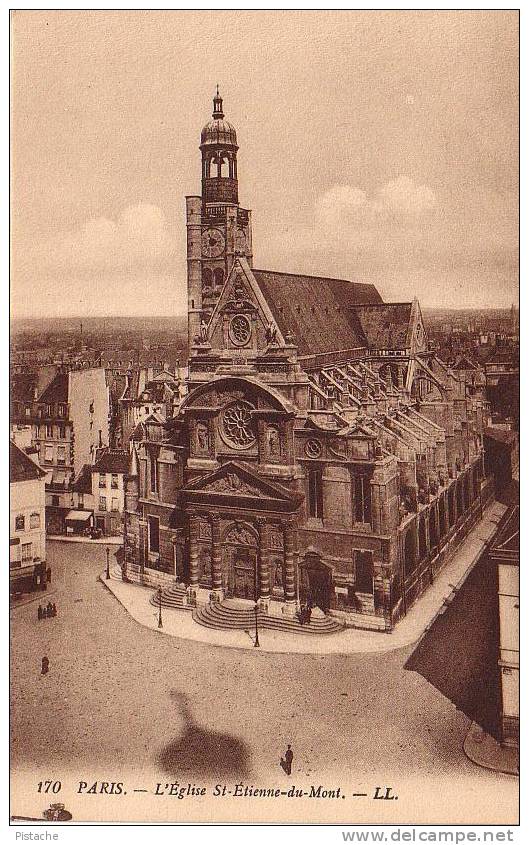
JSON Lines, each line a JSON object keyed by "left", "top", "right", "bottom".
{"left": 10, "top": 541, "right": 517, "bottom": 824}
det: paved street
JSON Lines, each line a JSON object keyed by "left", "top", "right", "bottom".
{"left": 10, "top": 541, "right": 518, "bottom": 824}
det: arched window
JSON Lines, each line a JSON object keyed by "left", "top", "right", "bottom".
{"left": 219, "top": 155, "right": 229, "bottom": 177}
{"left": 202, "top": 267, "right": 213, "bottom": 289}
{"left": 448, "top": 487, "right": 456, "bottom": 526}
{"left": 457, "top": 480, "right": 464, "bottom": 518}
{"left": 213, "top": 267, "right": 224, "bottom": 287}
{"left": 429, "top": 507, "right": 438, "bottom": 548}
{"left": 404, "top": 529, "right": 417, "bottom": 576}
{"left": 464, "top": 475, "right": 471, "bottom": 510}
{"left": 473, "top": 466, "right": 480, "bottom": 499}
{"left": 439, "top": 496, "right": 446, "bottom": 538}
{"left": 418, "top": 518, "right": 427, "bottom": 560}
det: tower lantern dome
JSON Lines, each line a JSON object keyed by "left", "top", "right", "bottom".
{"left": 200, "top": 86, "right": 238, "bottom": 149}
{"left": 200, "top": 87, "right": 239, "bottom": 204}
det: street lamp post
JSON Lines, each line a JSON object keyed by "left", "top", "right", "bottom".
{"left": 158, "top": 586, "right": 163, "bottom": 629}
{"left": 105, "top": 547, "right": 110, "bottom": 580}
{"left": 254, "top": 553, "right": 260, "bottom": 648}
{"left": 254, "top": 602, "right": 260, "bottom": 648}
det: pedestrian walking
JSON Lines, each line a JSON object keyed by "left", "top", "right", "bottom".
{"left": 41, "top": 656, "right": 49, "bottom": 675}
{"left": 52, "top": 603, "right": 57, "bottom": 617}
{"left": 46, "top": 567, "right": 51, "bottom": 584}
{"left": 37, "top": 605, "right": 42, "bottom": 621}
{"left": 280, "top": 744, "right": 294, "bottom": 775}
{"left": 42, "top": 606, "right": 47, "bottom": 619}
{"left": 46, "top": 601, "right": 53, "bottom": 618}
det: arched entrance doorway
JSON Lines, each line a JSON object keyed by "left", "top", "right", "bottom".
{"left": 222, "top": 523, "right": 258, "bottom": 600}
{"left": 300, "top": 553, "right": 332, "bottom": 612}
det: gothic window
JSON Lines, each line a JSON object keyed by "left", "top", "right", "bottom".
{"left": 404, "top": 529, "right": 417, "bottom": 576}
{"left": 202, "top": 267, "right": 213, "bottom": 289}
{"left": 448, "top": 487, "right": 456, "bottom": 526}
{"left": 418, "top": 517, "right": 427, "bottom": 560}
{"left": 439, "top": 496, "right": 446, "bottom": 537}
{"left": 353, "top": 475, "right": 371, "bottom": 525}
{"left": 221, "top": 401, "right": 256, "bottom": 449}
{"left": 429, "top": 508, "right": 438, "bottom": 548}
{"left": 150, "top": 453, "right": 158, "bottom": 495}
{"left": 214, "top": 268, "right": 224, "bottom": 287}
{"left": 148, "top": 515, "right": 160, "bottom": 554}
{"left": 229, "top": 314, "right": 252, "bottom": 346}
{"left": 308, "top": 467, "right": 323, "bottom": 520}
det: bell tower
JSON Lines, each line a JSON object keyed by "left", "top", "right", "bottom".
{"left": 201, "top": 87, "right": 239, "bottom": 205}
{"left": 186, "top": 89, "right": 253, "bottom": 350}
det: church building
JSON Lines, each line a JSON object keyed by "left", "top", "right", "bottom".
{"left": 122, "top": 91, "right": 492, "bottom": 632}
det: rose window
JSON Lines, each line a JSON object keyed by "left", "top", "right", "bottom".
{"left": 222, "top": 401, "right": 256, "bottom": 449}
{"left": 229, "top": 314, "right": 251, "bottom": 346}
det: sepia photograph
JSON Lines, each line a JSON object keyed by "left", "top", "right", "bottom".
{"left": 9, "top": 8, "right": 519, "bottom": 829}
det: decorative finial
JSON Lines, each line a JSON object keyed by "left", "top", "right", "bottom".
{"left": 213, "top": 85, "right": 224, "bottom": 119}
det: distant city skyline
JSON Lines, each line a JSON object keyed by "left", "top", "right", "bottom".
{"left": 11, "top": 10, "right": 518, "bottom": 319}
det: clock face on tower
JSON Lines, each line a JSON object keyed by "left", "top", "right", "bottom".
{"left": 202, "top": 228, "right": 225, "bottom": 258}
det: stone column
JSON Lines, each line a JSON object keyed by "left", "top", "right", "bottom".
{"left": 186, "top": 514, "right": 200, "bottom": 606}
{"left": 210, "top": 514, "right": 224, "bottom": 603}
{"left": 257, "top": 517, "right": 270, "bottom": 613}
{"left": 282, "top": 518, "right": 297, "bottom": 617}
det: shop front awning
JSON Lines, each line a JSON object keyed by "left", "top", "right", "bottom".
{"left": 65, "top": 510, "right": 93, "bottom": 524}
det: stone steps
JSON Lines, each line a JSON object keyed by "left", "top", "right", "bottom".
{"left": 149, "top": 584, "right": 189, "bottom": 610}
{"left": 193, "top": 600, "right": 344, "bottom": 635}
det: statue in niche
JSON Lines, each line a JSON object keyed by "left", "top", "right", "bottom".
{"left": 196, "top": 422, "right": 209, "bottom": 452}
{"left": 274, "top": 561, "right": 283, "bottom": 588}
{"left": 199, "top": 319, "right": 209, "bottom": 343}
{"left": 265, "top": 321, "right": 278, "bottom": 345}
{"left": 267, "top": 425, "right": 280, "bottom": 458}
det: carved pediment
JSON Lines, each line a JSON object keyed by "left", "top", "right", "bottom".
{"left": 182, "top": 461, "right": 302, "bottom": 512}
{"left": 209, "top": 471, "right": 262, "bottom": 497}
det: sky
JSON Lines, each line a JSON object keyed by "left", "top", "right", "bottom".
{"left": 11, "top": 10, "right": 519, "bottom": 319}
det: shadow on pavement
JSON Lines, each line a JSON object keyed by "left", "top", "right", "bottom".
{"left": 157, "top": 691, "right": 252, "bottom": 779}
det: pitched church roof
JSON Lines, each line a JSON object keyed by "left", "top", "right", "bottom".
{"left": 252, "top": 269, "right": 381, "bottom": 356}
{"left": 38, "top": 371, "right": 69, "bottom": 404}
{"left": 10, "top": 441, "right": 46, "bottom": 482}
{"left": 354, "top": 303, "right": 413, "bottom": 350}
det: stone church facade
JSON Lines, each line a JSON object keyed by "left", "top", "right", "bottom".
{"left": 123, "top": 92, "right": 492, "bottom": 631}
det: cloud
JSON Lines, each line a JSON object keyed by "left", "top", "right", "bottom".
{"left": 27, "top": 204, "right": 177, "bottom": 271}
{"left": 376, "top": 176, "right": 436, "bottom": 215}
{"left": 315, "top": 176, "right": 436, "bottom": 231}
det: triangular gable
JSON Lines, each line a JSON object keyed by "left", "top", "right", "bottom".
{"left": 207, "top": 258, "right": 285, "bottom": 351}
{"left": 151, "top": 368, "right": 178, "bottom": 383}
{"left": 407, "top": 299, "right": 427, "bottom": 354}
{"left": 182, "top": 460, "right": 302, "bottom": 511}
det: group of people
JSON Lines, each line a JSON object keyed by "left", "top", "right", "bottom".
{"left": 37, "top": 601, "right": 57, "bottom": 620}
